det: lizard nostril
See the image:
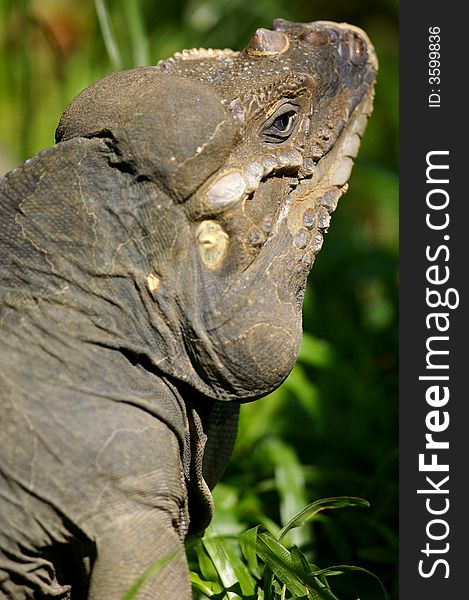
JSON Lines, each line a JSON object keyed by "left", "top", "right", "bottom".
{"left": 342, "top": 30, "right": 368, "bottom": 65}
{"left": 300, "top": 30, "right": 329, "bottom": 46}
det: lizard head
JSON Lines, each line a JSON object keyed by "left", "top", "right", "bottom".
{"left": 56, "top": 19, "right": 377, "bottom": 401}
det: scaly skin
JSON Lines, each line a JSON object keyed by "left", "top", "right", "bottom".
{"left": 0, "top": 19, "right": 376, "bottom": 599}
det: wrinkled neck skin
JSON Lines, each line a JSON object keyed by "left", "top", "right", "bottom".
{"left": 3, "top": 148, "right": 293, "bottom": 404}
{"left": 15, "top": 19, "right": 376, "bottom": 405}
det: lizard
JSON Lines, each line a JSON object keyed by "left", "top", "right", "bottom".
{"left": 0, "top": 18, "right": 377, "bottom": 599}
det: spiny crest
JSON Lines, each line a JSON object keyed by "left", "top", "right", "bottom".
{"left": 157, "top": 48, "right": 239, "bottom": 70}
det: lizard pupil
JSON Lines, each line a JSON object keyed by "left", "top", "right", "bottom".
{"left": 262, "top": 105, "right": 299, "bottom": 141}
{"left": 274, "top": 111, "right": 294, "bottom": 131}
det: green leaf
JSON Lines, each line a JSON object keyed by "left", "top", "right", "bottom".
{"left": 283, "top": 547, "right": 341, "bottom": 600}
{"left": 278, "top": 497, "right": 370, "bottom": 542}
{"left": 94, "top": 0, "right": 123, "bottom": 70}
{"left": 123, "top": 1, "right": 150, "bottom": 67}
{"left": 256, "top": 532, "right": 308, "bottom": 598}
{"left": 194, "top": 542, "right": 223, "bottom": 592}
{"left": 263, "top": 439, "right": 309, "bottom": 547}
{"left": 219, "top": 537, "right": 257, "bottom": 596}
{"left": 203, "top": 527, "right": 256, "bottom": 595}
{"left": 308, "top": 565, "right": 390, "bottom": 600}
{"left": 290, "top": 546, "right": 318, "bottom": 581}
{"left": 239, "top": 526, "right": 261, "bottom": 579}
{"left": 121, "top": 550, "right": 178, "bottom": 600}
{"left": 190, "top": 571, "right": 216, "bottom": 597}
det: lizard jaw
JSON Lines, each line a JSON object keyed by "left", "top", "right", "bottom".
{"left": 230, "top": 81, "right": 375, "bottom": 276}
{"left": 282, "top": 80, "right": 375, "bottom": 235}
{"left": 199, "top": 77, "right": 373, "bottom": 224}
{"left": 236, "top": 81, "right": 376, "bottom": 310}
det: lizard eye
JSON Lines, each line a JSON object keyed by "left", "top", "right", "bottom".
{"left": 262, "top": 103, "right": 299, "bottom": 142}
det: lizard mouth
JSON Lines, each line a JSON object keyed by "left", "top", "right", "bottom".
{"left": 240, "top": 81, "right": 375, "bottom": 270}
{"left": 273, "top": 81, "right": 375, "bottom": 244}
{"left": 194, "top": 80, "right": 375, "bottom": 285}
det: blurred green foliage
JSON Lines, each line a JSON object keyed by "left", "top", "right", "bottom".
{"left": 0, "top": 1, "right": 398, "bottom": 598}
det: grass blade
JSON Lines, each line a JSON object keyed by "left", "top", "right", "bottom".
{"left": 266, "top": 439, "right": 309, "bottom": 547}
{"left": 256, "top": 532, "right": 308, "bottom": 597}
{"left": 202, "top": 528, "right": 241, "bottom": 591}
{"left": 190, "top": 571, "right": 216, "bottom": 597}
{"left": 209, "top": 535, "right": 257, "bottom": 596}
{"left": 194, "top": 541, "right": 223, "bottom": 592}
{"left": 95, "top": 0, "right": 122, "bottom": 70}
{"left": 124, "top": 0, "right": 150, "bottom": 66}
{"left": 239, "top": 526, "right": 261, "bottom": 579}
{"left": 278, "top": 496, "right": 370, "bottom": 542}
{"left": 309, "top": 565, "right": 391, "bottom": 600}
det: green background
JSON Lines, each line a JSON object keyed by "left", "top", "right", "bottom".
{"left": 0, "top": 1, "right": 398, "bottom": 598}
